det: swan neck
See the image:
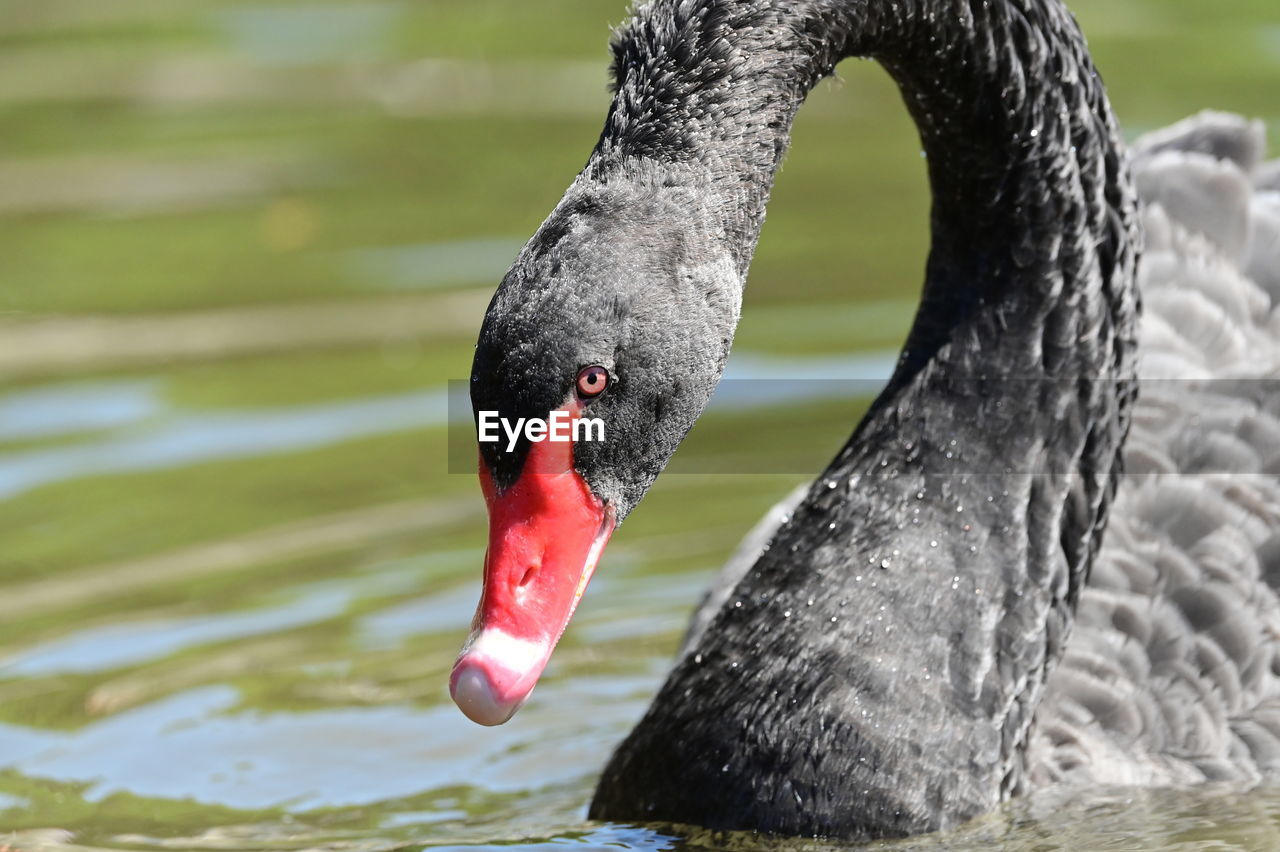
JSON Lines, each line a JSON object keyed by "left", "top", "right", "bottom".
{"left": 592, "top": 0, "right": 1143, "bottom": 836}
{"left": 590, "top": 1, "right": 1136, "bottom": 325}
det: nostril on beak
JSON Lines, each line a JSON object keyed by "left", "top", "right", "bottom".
{"left": 518, "top": 566, "right": 538, "bottom": 587}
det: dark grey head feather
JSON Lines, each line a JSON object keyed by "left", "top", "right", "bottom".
{"left": 472, "top": 173, "right": 740, "bottom": 518}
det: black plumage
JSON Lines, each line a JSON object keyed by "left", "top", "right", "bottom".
{"left": 467, "top": 0, "right": 1280, "bottom": 841}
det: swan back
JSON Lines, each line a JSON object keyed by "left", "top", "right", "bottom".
{"left": 1026, "top": 112, "right": 1280, "bottom": 786}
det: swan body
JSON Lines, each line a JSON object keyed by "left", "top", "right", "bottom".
{"left": 453, "top": 0, "right": 1280, "bottom": 839}
{"left": 677, "top": 113, "right": 1280, "bottom": 802}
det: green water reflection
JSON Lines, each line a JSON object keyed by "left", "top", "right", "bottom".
{"left": 0, "top": 0, "right": 1278, "bottom": 849}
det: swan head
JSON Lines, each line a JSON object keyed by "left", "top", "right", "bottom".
{"left": 451, "top": 178, "right": 740, "bottom": 725}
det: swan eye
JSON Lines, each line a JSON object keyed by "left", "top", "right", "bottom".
{"left": 576, "top": 365, "right": 610, "bottom": 398}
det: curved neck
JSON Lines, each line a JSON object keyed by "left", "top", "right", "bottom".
{"left": 587, "top": 0, "right": 1138, "bottom": 383}
{"left": 591, "top": 0, "right": 1140, "bottom": 837}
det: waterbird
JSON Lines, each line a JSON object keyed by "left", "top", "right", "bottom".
{"left": 452, "top": 0, "right": 1280, "bottom": 839}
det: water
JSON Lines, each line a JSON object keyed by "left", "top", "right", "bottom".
{"left": 1, "top": 1, "right": 1278, "bottom": 849}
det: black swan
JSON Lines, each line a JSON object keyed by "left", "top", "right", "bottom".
{"left": 451, "top": 0, "right": 1280, "bottom": 840}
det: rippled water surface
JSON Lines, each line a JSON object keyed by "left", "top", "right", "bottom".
{"left": 2, "top": 1, "right": 1279, "bottom": 850}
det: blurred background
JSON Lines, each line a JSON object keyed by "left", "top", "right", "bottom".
{"left": 0, "top": 1, "right": 1276, "bottom": 849}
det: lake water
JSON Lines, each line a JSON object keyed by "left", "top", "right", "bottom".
{"left": 1, "top": 1, "right": 1278, "bottom": 850}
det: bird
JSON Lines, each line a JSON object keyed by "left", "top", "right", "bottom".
{"left": 449, "top": 0, "right": 1280, "bottom": 840}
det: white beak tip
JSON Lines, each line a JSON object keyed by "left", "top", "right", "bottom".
{"left": 450, "top": 660, "right": 522, "bottom": 726}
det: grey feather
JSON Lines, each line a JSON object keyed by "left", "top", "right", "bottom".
{"left": 1025, "top": 114, "right": 1280, "bottom": 788}
{"left": 1255, "top": 160, "right": 1280, "bottom": 193}
{"left": 1247, "top": 190, "right": 1280, "bottom": 300}
{"left": 1131, "top": 111, "right": 1267, "bottom": 174}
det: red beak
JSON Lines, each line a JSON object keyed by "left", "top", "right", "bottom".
{"left": 450, "top": 410, "right": 615, "bottom": 725}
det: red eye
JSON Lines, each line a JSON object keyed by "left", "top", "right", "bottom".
{"left": 576, "top": 365, "right": 610, "bottom": 398}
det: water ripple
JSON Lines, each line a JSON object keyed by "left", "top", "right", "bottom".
{"left": 0, "top": 380, "right": 160, "bottom": 443}
{"left": 0, "top": 388, "right": 448, "bottom": 499}
{"left": 0, "top": 679, "right": 643, "bottom": 811}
